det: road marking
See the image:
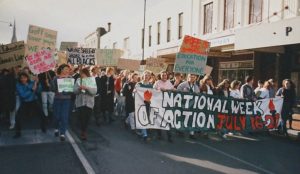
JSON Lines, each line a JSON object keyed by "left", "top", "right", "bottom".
{"left": 66, "top": 131, "right": 95, "bottom": 174}
{"left": 186, "top": 140, "right": 275, "bottom": 174}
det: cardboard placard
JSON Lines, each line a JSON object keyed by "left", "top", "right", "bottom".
{"left": 57, "top": 78, "right": 75, "bottom": 92}
{"left": 96, "top": 49, "right": 123, "bottom": 66}
{"left": 26, "top": 49, "right": 56, "bottom": 74}
{"left": 67, "top": 48, "right": 96, "bottom": 65}
{"left": 26, "top": 25, "right": 57, "bottom": 55}
{"left": 145, "top": 58, "right": 168, "bottom": 74}
{"left": 0, "top": 41, "right": 25, "bottom": 69}
{"left": 117, "top": 58, "right": 140, "bottom": 71}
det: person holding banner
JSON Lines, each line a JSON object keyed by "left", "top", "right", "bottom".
{"left": 199, "top": 75, "right": 215, "bottom": 95}
{"left": 240, "top": 76, "right": 257, "bottom": 101}
{"left": 14, "top": 72, "right": 46, "bottom": 138}
{"left": 230, "top": 80, "right": 242, "bottom": 99}
{"left": 177, "top": 74, "right": 200, "bottom": 140}
{"left": 99, "top": 67, "right": 115, "bottom": 124}
{"left": 74, "top": 68, "right": 97, "bottom": 140}
{"left": 153, "top": 71, "right": 174, "bottom": 142}
{"left": 135, "top": 70, "right": 153, "bottom": 142}
{"left": 123, "top": 73, "right": 139, "bottom": 131}
{"left": 276, "top": 79, "right": 296, "bottom": 135}
{"left": 51, "top": 64, "right": 73, "bottom": 141}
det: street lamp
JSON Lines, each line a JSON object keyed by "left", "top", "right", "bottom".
{"left": 140, "top": 0, "right": 147, "bottom": 66}
{"left": 0, "top": 20, "right": 13, "bottom": 27}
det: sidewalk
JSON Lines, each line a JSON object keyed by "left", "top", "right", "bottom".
{"left": 0, "top": 129, "right": 87, "bottom": 174}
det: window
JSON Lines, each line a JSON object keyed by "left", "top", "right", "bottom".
{"left": 124, "top": 37, "right": 129, "bottom": 50}
{"left": 249, "top": 0, "right": 263, "bottom": 24}
{"left": 224, "top": 0, "right": 235, "bottom": 30}
{"left": 204, "top": 2, "right": 213, "bottom": 34}
{"left": 167, "top": 18, "right": 171, "bottom": 42}
{"left": 218, "top": 61, "right": 254, "bottom": 83}
{"left": 141, "top": 28, "right": 144, "bottom": 49}
{"left": 149, "top": 26, "right": 152, "bottom": 47}
{"left": 157, "top": 22, "right": 161, "bottom": 45}
{"left": 178, "top": 13, "right": 183, "bottom": 39}
{"left": 113, "top": 42, "right": 117, "bottom": 49}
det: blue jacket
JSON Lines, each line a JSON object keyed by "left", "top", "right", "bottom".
{"left": 16, "top": 80, "right": 40, "bottom": 102}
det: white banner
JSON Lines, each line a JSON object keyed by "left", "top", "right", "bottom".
{"left": 135, "top": 87, "right": 283, "bottom": 131}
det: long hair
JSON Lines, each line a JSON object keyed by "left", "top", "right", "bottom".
{"left": 18, "top": 72, "right": 30, "bottom": 84}
{"left": 80, "top": 68, "right": 91, "bottom": 77}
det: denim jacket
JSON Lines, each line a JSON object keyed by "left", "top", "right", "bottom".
{"left": 16, "top": 80, "right": 40, "bottom": 102}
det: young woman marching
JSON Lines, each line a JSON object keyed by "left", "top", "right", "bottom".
{"left": 74, "top": 68, "right": 97, "bottom": 140}
{"left": 51, "top": 64, "right": 73, "bottom": 141}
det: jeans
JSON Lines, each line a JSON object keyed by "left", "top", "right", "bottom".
{"left": 53, "top": 99, "right": 71, "bottom": 135}
{"left": 10, "top": 95, "right": 20, "bottom": 126}
{"left": 41, "top": 91, "right": 55, "bottom": 117}
{"left": 126, "top": 112, "right": 135, "bottom": 129}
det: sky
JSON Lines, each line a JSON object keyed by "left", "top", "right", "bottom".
{"left": 0, "top": 0, "right": 162, "bottom": 46}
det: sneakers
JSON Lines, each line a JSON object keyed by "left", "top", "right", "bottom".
{"left": 54, "top": 129, "right": 59, "bottom": 137}
{"left": 9, "top": 124, "right": 15, "bottom": 130}
{"left": 60, "top": 134, "right": 66, "bottom": 141}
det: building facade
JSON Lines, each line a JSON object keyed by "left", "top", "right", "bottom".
{"left": 101, "top": 0, "right": 300, "bottom": 93}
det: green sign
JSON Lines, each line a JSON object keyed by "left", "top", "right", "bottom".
{"left": 57, "top": 78, "right": 74, "bottom": 92}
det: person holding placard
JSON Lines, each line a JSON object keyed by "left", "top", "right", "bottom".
{"left": 74, "top": 68, "right": 97, "bottom": 140}
{"left": 51, "top": 64, "right": 74, "bottom": 141}
{"left": 14, "top": 72, "right": 46, "bottom": 138}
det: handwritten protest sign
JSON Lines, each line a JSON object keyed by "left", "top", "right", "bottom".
{"left": 179, "top": 35, "right": 210, "bottom": 55}
{"left": 67, "top": 48, "right": 95, "bottom": 65}
{"left": 81, "top": 77, "right": 97, "bottom": 89}
{"left": 96, "top": 49, "right": 123, "bottom": 66}
{"left": 0, "top": 41, "right": 25, "bottom": 69}
{"left": 26, "top": 49, "right": 56, "bottom": 74}
{"left": 174, "top": 35, "right": 210, "bottom": 75}
{"left": 117, "top": 58, "right": 140, "bottom": 71}
{"left": 135, "top": 87, "right": 283, "bottom": 132}
{"left": 26, "top": 25, "right": 57, "bottom": 55}
{"left": 174, "top": 53, "right": 207, "bottom": 75}
{"left": 57, "top": 78, "right": 75, "bottom": 92}
{"left": 145, "top": 58, "right": 168, "bottom": 74}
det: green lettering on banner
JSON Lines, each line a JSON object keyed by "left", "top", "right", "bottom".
{"left": 135, "top": 87, "right": 284, "bottom": 132}
{"left": 81, "top": 77, "right": 97, "bottom": 89}
{"left": 57, "top": 78, "right": 74, "bottom": 92}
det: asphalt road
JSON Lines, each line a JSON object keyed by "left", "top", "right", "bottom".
{"left": 0, "top": 113, "right": 299, "bottom": 174}
{"left": 70, "top": 117, "right": 300, "bottom": 174}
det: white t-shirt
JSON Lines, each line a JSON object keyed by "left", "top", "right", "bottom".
{"left": 230, "top": 89, "right": 241, "bottom": 99}
{"left": 259, "top": 88, "right": 270, "bottom": 99}
{"left": 206, "top": 85, "right": 213, "bottom": 95}
{"left": 153, "top": 80, "right": 174, "bottom": 90}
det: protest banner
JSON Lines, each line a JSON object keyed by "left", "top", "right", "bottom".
{"left": 145, "top": 58, "right": 168, "bottom": 74}
{"left": 135, "top": 87, "right": 283, "bottom": 132}
{"left": 117, "top": 58, "right": 140, "bottom": 71}
{"left": 179, "top": 35, "right": 210, "bottom": 55}
{"left": 81, "top": 77, "right": 97, "bottom": 89}
{"left": 57, "top": 78, "right": 75, "bottom": 92}
{"left": 26, "top": 49, "right": 56, "bottom": 74}
{"left": 26, "top": 25, "right": 57, "bottom": 55}
{"left": 67, "top": 48, "right": 96, "bottom": 65}
{"left": 0, "top": 41, "right": 25, "bottom": 69}
{"left": 96, "top": 49, "right": 123, "bottom": 66}
{"left": 59, "top": 42, "right": 78, "bottom": 51}
{"left": 174, "top": 53, "right": 207, "bottom": 75}
{"left": 174, "top": 35, "right": 210, "bottom": 75}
